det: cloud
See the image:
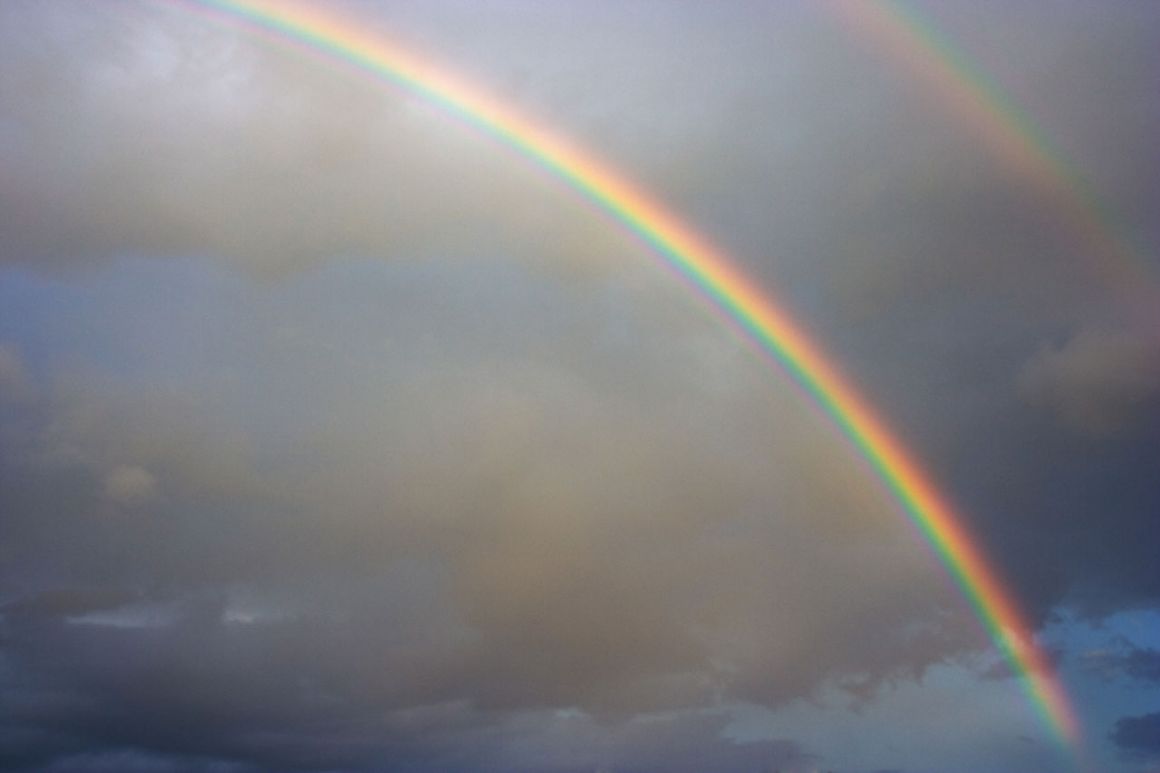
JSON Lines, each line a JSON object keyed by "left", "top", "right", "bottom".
{"left": 0, "top": 254, "right": 979, "bottom": 770}
{"left": 1, "top": 327, "right": 964, "bottom": 706}
{"left": 0, "top": 1, "right": 638, "bottom": 278}
{"left": 0, "top": 590, "right": 816, "bottom": 771}
{"left": 1018, "top": 327, "right": 1160, "bottom": 435}
{"left": 0, "top": 344, "right": 33, "bottom": 402}
{"left": 102, "top": 465, "right": 159, "bottom": 508}
{"left": 1083, "top": 639, "right": 1160, "bottom": 685}
{"left": 37, "top": 749, "right": 253, "bottom": 773}
{"left": 1, "top": 1, "right": 1159, "bottom": 770}
{"left": 495, "top": 710, "right": 813, "bottom": 773}
{"left": 0, "top": 645, "right": 813, "bottom": 773}
{"left": 0, "top": 588, "right": 143, "bottom": 624}
{"left": 1110, "top": 711, "right": 1160, "bottom": 761}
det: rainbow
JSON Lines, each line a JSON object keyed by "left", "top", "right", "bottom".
{"left": 829, "top": 0, "right": 1157, "bottom": 308}
{"left": 180, "top": 0, "right": 1083, "bottom": 754}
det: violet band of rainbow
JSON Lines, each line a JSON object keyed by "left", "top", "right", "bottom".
{"left": 180, "top": 0, "right": 1083, "bottom": 754}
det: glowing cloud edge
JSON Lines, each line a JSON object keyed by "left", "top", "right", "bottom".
{"left": 179, "top": 0, "right": 1082, "bottom": 755}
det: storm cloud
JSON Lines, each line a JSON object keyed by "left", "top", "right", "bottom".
{"left": 1110, "top": 712, "right": 1160, "bottom": 762}
{"left": 1, "top": 1, "right": 1158, "bottom": 771}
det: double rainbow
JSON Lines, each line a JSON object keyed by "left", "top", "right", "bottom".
{"left": 181, "top": 0, "right": 1083, "bottom": 753}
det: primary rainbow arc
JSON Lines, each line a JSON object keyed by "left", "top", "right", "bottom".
{"left": 181, "top": 0, "right": 1082, "bottom": 754}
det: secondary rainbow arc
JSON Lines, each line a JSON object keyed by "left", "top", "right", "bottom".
{"left": 830, "top": 0, "right": 1157, "bottom": 302}
{"left": 181, "top": 0, "right": 1083, "bottom": 754}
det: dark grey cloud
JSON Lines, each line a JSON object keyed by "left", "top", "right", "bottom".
{"left": 1110, "top": 711, "right": 1160, "bottom": 761}
{"left": 36, "top": 751, "right": 251, "bottom": 773}
{"left": 2, "top": 1, "right": 1159, "bottom": 770}
{"left": 1018, "top": 327, "right": 1160, "bottom": 435}
{"left": 1117, "top": 649, "right": 1160, "bottom": 685}
{"left": 0, "top": 588, "right": 144, "bottom": 624}
{"left": 0, "top": 283, "right": 964, "bottom": 702}
{"left": 1083, "top": 639, "right": 1160, "bottom": 686}
{"left": 0, "top": 254, "right": 963, "bottom": 771}
{"left": 0, "top": 344, "right": 33, "bottom": 401}
{"left": 0, "top": 604, "right": 812, "bottom": 771}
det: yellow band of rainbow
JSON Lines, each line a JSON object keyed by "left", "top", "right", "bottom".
{"left": 179, "top": 0, "right": 1083, "bottom": 754}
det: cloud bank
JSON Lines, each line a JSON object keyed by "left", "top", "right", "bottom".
{"left": 2, "top": 1, "right": 1158, "bottom": 770}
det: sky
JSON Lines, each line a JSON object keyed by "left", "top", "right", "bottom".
{"left": 0, "top": 1, "right": 1158, "bottom": 771}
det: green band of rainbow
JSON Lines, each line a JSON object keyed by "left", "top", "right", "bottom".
{"left": 180, "top": 0, "right": 1082, "bottom": 754}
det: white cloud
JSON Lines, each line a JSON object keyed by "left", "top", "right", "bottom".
{"left": 0, "top": 1, "right": 639, "bottom": 277}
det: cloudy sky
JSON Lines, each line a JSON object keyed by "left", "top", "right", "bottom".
{"left": 1, "top": 1, "right": 1157, "bottom": 771}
